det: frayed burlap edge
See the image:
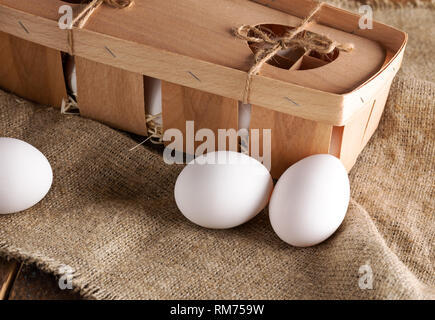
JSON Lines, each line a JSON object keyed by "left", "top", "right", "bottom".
{"left": 0, "top": 0, "right": 432, "bottom": 301}
{"left": 2, "top": 75, "right": 433, "bottom": 300}
{"left": 0, "top": 242, "right": 114, "bottom": 300}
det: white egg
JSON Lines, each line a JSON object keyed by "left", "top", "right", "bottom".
{"left": 65, "top": 56, "right": 77, "bottom": 96}
{"left": 238, "top": 102, "right": 251, "bottom": 131}
{"left": 175, "top": 151, "right": 273, "bottom": 229}
{"left": 269, "top": 154, "right": 350, "bottom": 247}
{"left": 238, "top": 102, "right": 251, "bottom": 152}
{"left": 0, "top": 138, "right": 53, "bottom": 214}
{"left": 144, "top": 76, "right": 162, "bottom": 125}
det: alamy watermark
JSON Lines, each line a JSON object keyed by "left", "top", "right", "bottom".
{"left": 359, "top": 5, "right": 374, "bottom": 30}
{"left": 358, "top": 261, "right": 374, "bottom": 290}
{"left": 58, "top": 5, "right": 73, "bottom": 30}
{"left": 58, "top": 264, "right": 74, "bottom": 290}
{"left": 162, "top": 121, "right": 272, "bottom": 170}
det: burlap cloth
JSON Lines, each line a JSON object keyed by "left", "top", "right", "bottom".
{"left": 0, "top": 1, "right": 434, "bottom": 299}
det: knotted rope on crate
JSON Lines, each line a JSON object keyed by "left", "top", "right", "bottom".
{"left": 234, "top": 2, "right": 353, "bottom": 104}
{"left": 64, "top": 0, "right": 166, "bottom": 146}
{"left": 67, "top": 0, "right": 134, "bottom": 55}
{"left": 74, "top": 0, "right": 133, "bottom": 28}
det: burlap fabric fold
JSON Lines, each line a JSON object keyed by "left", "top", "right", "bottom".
{"left": 0, "top": 1, "right": 434, "bottom": 299}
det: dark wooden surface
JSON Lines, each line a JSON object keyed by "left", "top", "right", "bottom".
{"left": 0, "top": 257, "right": 81, "bottom": 300}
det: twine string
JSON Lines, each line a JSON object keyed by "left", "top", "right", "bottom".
{"left": 234, "top": 2, "right": 353, "bottom": 104}
{"left": 65, "top": 0, "right": 353, "bottom": 147}
{"left": 74, "top": 0, "right": 134, "bottom": 28}
{"left": 64, "top": 0, "right": 166, "bottom": 147}
{"left": 61, "top": 96, "right": 80, "bottom": 115}
{"left": 129, "top": 113, "right": 163, "bottom": 151}
{"left": 67, "top": 0, "right": 134, "bottom": 55}
{"left": 145, "top": 113, "right": 164, "bottom": 145}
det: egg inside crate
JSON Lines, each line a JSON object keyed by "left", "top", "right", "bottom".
{"left": 65, "top": 58, "right": 164, "bottom": 125}
{"left": 0, "top": 138, "right": 53, "bottom": 214}
{"left": 269, "top": 154, "right": 350, "bottom": 247}
{"left": 238, "top": 102, "right": 251, "bottom": 152}
{"left": 144, "top": 76, "right": 162, "bottom": 125}
{"left": 175, "top": 151, "right": 273, "bottom": 229}
{"left": 65, "top": 55, "right": 77, "bottom": 96}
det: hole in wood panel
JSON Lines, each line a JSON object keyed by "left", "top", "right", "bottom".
{"left": 329, "top": 126, "right": 344, "bottom": 158}
{"left": 298, "top": 55, "right": 328, "bottom": 70}
{"left": 309, "top": 49, "right": 339, "bottom": 63}
{"left": 247, "top": 24, "right": 340, "bottom": 71}
{"left": 144, "top": 75, "right": 163, "bottom": 126}
{"left": 361, "top": 99, "right": 377, "bottom": 145}
{"left": 238, "top": 102, "right": 251, "bottom": 154}
{"left": 61, "top": 53, "right": 77, "bottom": 97}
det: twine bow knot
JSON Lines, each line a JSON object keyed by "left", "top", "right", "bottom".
{"left": 234, "top": 2, "right": 353, "bottom": 104}
{"left": 103, "top": 0, "right": 133, "bottom": 8}
{"left": 67, "top": 0, "right": 134, "bottom": 55}
{"left": 72, "top": 0, "right": 134, "bottom": 29}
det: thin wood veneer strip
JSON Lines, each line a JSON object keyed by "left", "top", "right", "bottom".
{"left": 0, "top": 31, "right": 67, "bottom": 108}
{"left": 249, "top": 105, "right": 332, "bottom": 178}
{"left": 161, "top": 81, "right": 238, "bottom": 155}
{"left": 72, "top": 27, "right": 346, "bottom": 125}
{"left": 75, "top": 57, "right": 147, "bottom": 136}
{"left": 0, "top": 0, "right": 405, "bottom": 126}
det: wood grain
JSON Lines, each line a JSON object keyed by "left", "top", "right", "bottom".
{"left": 0, "top": 1, "right": 70, "bottom": 52}
{"left": 250, "top": 105, "right": 332, "bottom": 178}
{"left": 0, "top": 0, "right": 407, "bottom": 125}
{"left": 251, "top": 0, "right": 406, "bottom": 52}
{"left": 0, "top": 259, "right": 19, "bottom": 300}
{"left": 83, "top": 0, "right": 385, "bottom": 94}
{"left": 338, "top": 78, "right": 392, "bottom": 171}
{"left": 0, "top": 0, "right": 406, "bottom": 126}
{"left": 0, "top": 31, "right": 67, "bottom": 108}
{"left": 361, "top": 79, "right": 392, "bottom": 147}
{"left": 73, "top": 28, "right": 347, "bottom": 125}
{"left": 162, "top": 81, "right": 238, "bottom": 155}
{"left": 339, "top": 100, "right": 375, "bottom": 171}
{"left": 329, "top": 126, "right": 344, "bottom": 159}
{"left": 75, "top": 56, "right": 147, "bottom": 135}
{"left": 0, "top": 0, "right": 83, "bottom": 21}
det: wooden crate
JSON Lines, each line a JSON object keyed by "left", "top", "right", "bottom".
{"left": 0, "top": 0, "right": 407, "bottom": 177}
{"left": 0, "top": 0, "right": 147, "bottom": 135}
{"left": 0, "top": 0, "right": 72, "bottom": 107}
